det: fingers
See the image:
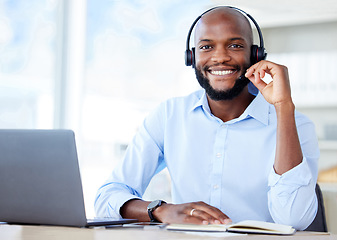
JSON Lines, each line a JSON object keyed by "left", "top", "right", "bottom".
{"left": 245, "top": 60, "right": 289, "bottom": 85}
{"left": 245, "top": 61, "right": 269, "bottom": 92}
{"left": 244, "top": 60, "right": 292, "bottom": 106}
{"left": 156, "top": 201, "right": 231, "bottom": 225}
{"left": 185, "top": 202, "right": 231, "bottom": 225}
{"left": 186, "top": 209, "right": 228, "bottom": 225}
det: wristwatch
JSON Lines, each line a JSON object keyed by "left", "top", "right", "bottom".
{"left": 147, "top": 200, "right": 166, "bottom": 222}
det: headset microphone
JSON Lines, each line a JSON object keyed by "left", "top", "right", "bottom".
{"left": 185, "top": 6, "right": 267, "bottom": 68}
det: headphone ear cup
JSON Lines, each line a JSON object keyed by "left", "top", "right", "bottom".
{"left": 250, "top": 45, "right": 258, "bottom": 64}
{"left": 191, "top": 47, "right": 195, "bottom": 68}
{"left": 251, "top": 45, "right": 267, "bottom": 64}
{"left": 257, "top": 46, "right": 267, "bottom": 62}
{"left": 185, "top": 48, "right": 196, "bottom": 67}
{"left": 185, "top": 49, "right": 193, "bottom": 66}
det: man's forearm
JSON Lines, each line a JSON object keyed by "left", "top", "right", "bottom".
{"left": 120, "top": 199, "right": 152, "bottom": 221}
{"left": 274, "top": 101, "right": 303, "bottom": 175}
{"left": 121, "top": 199, "right": 231, "bottom": 224}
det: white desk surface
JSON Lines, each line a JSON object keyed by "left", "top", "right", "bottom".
{"left": 0, "top": 224, "right": 336, "bottom": 240}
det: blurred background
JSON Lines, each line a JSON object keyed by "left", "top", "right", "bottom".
{"left": 0, "top": 0, "right": 336, "bottom": 229}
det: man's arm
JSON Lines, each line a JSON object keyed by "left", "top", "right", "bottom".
{"left": 245, "top": 60, "right": 319, "bottom": 229}
{"left": 245, "top": 60, "right": 302, "bottom": 174}
{"left": 274, "top": 99, "right": 303, "bottom": 174}
{"left": 120, "top": 199, "right": 231, "bottom": 224}
{"left": 95, "top": 101, "right": 231, "bottom": 225}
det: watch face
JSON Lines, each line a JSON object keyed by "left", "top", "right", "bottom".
{"left": 147, "top": 200, "right": 161, "bottom": 210}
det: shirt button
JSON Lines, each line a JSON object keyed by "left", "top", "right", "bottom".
{"left": 216, "top": 153, "right": 222, "bottom": 158}
{"left": 213, "top": 184, "right": 219, "bottom": 189}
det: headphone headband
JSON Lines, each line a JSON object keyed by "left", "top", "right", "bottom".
{"left": 185, "top": 6, "right": 267, "bottom": 67}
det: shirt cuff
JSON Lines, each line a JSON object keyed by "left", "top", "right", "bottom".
{"left": 102, "top": 183, "right": 142, "bottom": 219}
{"left": 268, "top": 157, "right": 312, "bottom": 188}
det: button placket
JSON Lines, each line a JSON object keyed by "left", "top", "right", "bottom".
{"left": 210, "top": 124, "right": 228, "bottom": 208}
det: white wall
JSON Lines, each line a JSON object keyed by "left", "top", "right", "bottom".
{"left": 261, "top": 21, "right": 337, "bottom": 171}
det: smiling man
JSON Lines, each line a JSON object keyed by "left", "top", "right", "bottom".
{"left": 95, "top": 7, "right": 319, "bottom": 230}
{"left": 194, "top": 8, "right": 252, "bottom": 103}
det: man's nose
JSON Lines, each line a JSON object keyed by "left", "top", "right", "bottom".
{"left": 211, "top": 47, "right": 231, "bottom": 63}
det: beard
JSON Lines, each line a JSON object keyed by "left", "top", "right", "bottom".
{"left": 195, "top": 66, "right": 250, "bottom": 101}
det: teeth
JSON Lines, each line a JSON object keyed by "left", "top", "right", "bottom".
{"left": 211, "top": 70, "right": 234, "bottom": 76}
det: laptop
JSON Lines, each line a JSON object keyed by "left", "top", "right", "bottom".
{"left": 0, "top": 129, "right": 137, "bottom": 227}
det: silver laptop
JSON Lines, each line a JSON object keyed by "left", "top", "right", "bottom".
{"left": 0, "top": 129, "right": 137, "bottom": 227}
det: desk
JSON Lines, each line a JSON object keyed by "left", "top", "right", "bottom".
{"left": 0, "top": 224, "right": 336, "bottom": 240}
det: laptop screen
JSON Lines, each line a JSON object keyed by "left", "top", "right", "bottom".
{"left": 0, "top": 129, "right": 88, "bottom": 227}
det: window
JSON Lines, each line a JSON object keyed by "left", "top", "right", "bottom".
{"left": 80, "top": 0, "right": 208, "bottom": 216}
{"left": 0, "top": 0, "right": 58, "bottom": 129}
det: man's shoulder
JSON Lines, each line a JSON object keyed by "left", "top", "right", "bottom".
{"left": 268, "top": 103, "right": 314, "bottom": 126}
{"left": 294, "top": 110, "right": 314, "bottom": 125}
{"left": 164, "top": 89, "right": 204, "bottom": 108}
{"left": 148, "top": 89, "right": 204, "bottom": 119}
{"left": 257, "top": 94, "right": 314, "bottom": 126}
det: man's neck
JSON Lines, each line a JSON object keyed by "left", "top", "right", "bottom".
{"left": 206, "top": 88, "right": 256, "bottom": 123}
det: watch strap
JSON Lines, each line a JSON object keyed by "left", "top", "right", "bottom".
{"left": 147, "top": 200, "right": 166, "bottom": 222}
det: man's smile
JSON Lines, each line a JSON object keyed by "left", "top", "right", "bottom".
{"left": 209, "top": 69, "right": 236, "bottom": 76}
{"left": 205, "top": 64, "right": 240, "bottom": 79}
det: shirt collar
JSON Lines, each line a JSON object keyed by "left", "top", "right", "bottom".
{"left": 191, "top": 90, "right": 270, "bottom": 126}
{"left": 191, "top": 89, "right": 209, "bottom": 112}
{"left": 241, "top": 92, "right": 270, "bottom": 125}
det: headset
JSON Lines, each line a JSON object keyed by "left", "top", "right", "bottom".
{"left": 185, "top": 6, "right": 267, "bottom": 68}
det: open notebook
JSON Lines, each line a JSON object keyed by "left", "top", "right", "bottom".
{"left": 0, "top": 129, "right": 137, "bottom": 227}
{"left": 166, "top": 220, "right": 296, "bottom": 235}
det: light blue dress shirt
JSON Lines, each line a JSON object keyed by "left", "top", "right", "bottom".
{"left": 95, "top": 89, "right": 319, "bottom": 230}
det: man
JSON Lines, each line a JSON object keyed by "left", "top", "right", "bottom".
{"left": 95, "top": 7, "right": 319, "bottom": 230}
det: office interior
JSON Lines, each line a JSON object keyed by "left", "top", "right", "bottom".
{"left": 0, "top": 0, "right": 336, "bottom": 233}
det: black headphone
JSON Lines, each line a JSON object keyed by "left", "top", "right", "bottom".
{"left": 185, "top": 6, "right": 267, "bottom": 68}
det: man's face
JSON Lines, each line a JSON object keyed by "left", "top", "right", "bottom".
{"left": 194, "top": 10, "right": 252, "bottom": 100}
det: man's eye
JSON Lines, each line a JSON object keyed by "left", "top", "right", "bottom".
{"left": 230, "top": 44, "right": 243, "bottom": 49}
{"left": 200, "top": 45, "right": 212, "bottom": 50}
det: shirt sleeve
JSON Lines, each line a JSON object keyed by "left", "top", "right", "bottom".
{"left": 94, "top": 103, "right": 166, "bottom": 218}
{"left": 267, "top": 118, "right": 320, "bottom": 230}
